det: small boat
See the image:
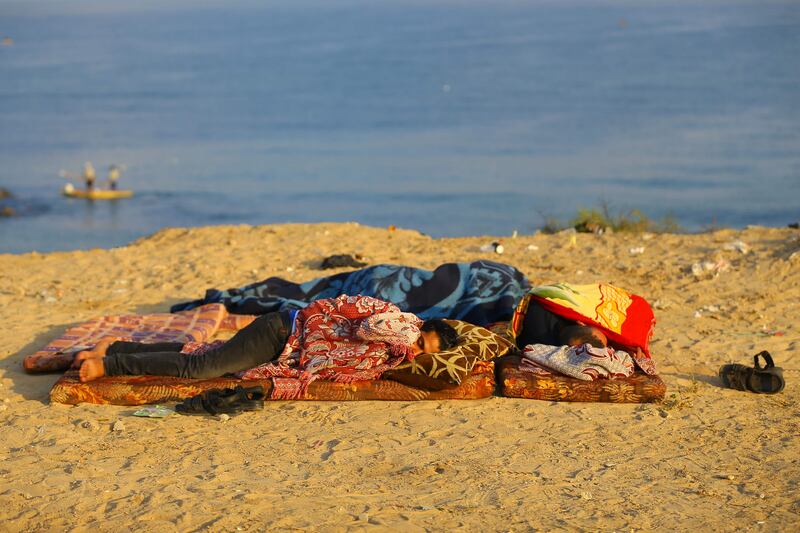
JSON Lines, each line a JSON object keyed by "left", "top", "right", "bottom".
{"left": 62, "top": 184, "right": 133, "bottom": 200}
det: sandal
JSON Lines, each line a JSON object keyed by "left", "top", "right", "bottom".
{"left": 719, "top": 351, "right": 785, "bottom": 394}
{"left": 175, "top": 385, "right": 265, "bottom": 416}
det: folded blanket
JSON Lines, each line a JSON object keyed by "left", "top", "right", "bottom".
{"left": 170, "top": 260, "right": 530, "bottom": 326}
{"left": 521, "top": 343, "right": 635, "bottom": 381}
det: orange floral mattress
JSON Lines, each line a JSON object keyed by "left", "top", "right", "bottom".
{"left": 50, "top": 362, "right": 496, "bottom": 405}
{"left": 498, "top": 356, "right": 666, "bottom": 403}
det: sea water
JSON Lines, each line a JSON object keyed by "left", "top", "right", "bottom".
{"left": 0, "top": 0, "right": 798, "bottom": 253}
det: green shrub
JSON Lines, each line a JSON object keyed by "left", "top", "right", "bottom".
{"left": 541, "top": 204, "right": 683, "bottom": 234}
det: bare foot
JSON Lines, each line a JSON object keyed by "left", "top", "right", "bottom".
{"left": 79, "top": 358, "right": 106, "bottom": 382}
{"left": 72, "top": 339, "right": 114, "bottom": 368}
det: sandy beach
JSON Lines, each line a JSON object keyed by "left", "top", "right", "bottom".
{"left": 0, "top": 222, "right": 798, "bottom": 531}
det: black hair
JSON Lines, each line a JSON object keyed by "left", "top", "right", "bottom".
{"left": 557, "top": 324, "right": 606, "bottom": 348}
{"left": 420, "top": 319, "right": 459, "bottom": 351}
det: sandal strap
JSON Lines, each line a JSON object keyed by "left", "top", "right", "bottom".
{"left": 753, "top": 351, "right": 775, "bottom": 370}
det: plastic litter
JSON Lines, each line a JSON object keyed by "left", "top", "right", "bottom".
{"left": 132, "top": 405, "right": 173, "bottom": 418}
{"left": 479, "top": 242, "right": 504, "bottom": 254}
{"left": 723, "top": 240, "right": 750, "bottom": 254}
{"left": 691, "top": 259, "right": 730, "bottom": 279}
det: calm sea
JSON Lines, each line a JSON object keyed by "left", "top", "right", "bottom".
{"left": 1, "top": 0, "right": 798, "bottom": 253}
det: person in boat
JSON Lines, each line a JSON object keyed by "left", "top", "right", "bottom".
{"left": 72, "top": 295, "right": 458, "bottom": 383}
{"left": 82, "top": 162, "right": 96, "bottom": 191}
{"left": 106, "top": 165, "right": 121, "bottom": 190}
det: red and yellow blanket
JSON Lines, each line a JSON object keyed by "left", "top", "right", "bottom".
{"left": 509, "top": 283, "right": 656, "bottom": 375}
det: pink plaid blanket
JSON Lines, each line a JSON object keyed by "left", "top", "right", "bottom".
{"left": 24, "top": 304, "right": 257, "bottom": 373}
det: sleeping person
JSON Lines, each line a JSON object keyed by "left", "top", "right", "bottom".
{"left": 509, "top": 282, "right": 657, "bottom": 375}
{"left": 169, "top": 260, "right": 531, "bottom": 327}
{"left": 73, "top": 295, "right": 458, "bottom": 385}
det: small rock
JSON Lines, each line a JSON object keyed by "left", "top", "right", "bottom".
{"left": 80, "top": 419, "right": 100, "bottom": 431}
{"left": 629, "top": 246, "right": 645, "bottom": 255}
{"left": 652, "top": 299, "right": 670, "bottom": 310}
{"left": 218, "top": 414, "right": 230, "bottom": 422}
{"left": 527, "top": 244, "right": 539, "bottom": 251}
{"left": 112, "top": 420, "right": 125, "bottom": 432}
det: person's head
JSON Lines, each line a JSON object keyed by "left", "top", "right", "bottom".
{"left": 411, "top": 319, "right": 459, "bottom": 356}
{"left": 558, "top": 324, "right": 607, "bottom": 348}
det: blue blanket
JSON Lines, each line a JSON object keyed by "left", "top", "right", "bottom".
{"left": 171, "top": 260, "right": 530, "bottom": 326}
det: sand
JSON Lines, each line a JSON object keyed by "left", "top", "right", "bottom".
{"left": 0, "top": 222, "right": 798, "bottom": 531}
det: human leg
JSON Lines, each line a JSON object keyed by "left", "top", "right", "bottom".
{"left": 82, "top": 312, "right": 290, "bottom": 381}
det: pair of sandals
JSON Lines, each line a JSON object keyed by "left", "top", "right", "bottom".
{"left": 719, "top": 351, "right": 785, "bottom": 394}
{"left": 175, "top": 385, "right": 265, "bottom": 416}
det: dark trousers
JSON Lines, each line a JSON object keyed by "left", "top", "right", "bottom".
{"left": 103, "top": 311, "right": 291, "bottom": 379}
